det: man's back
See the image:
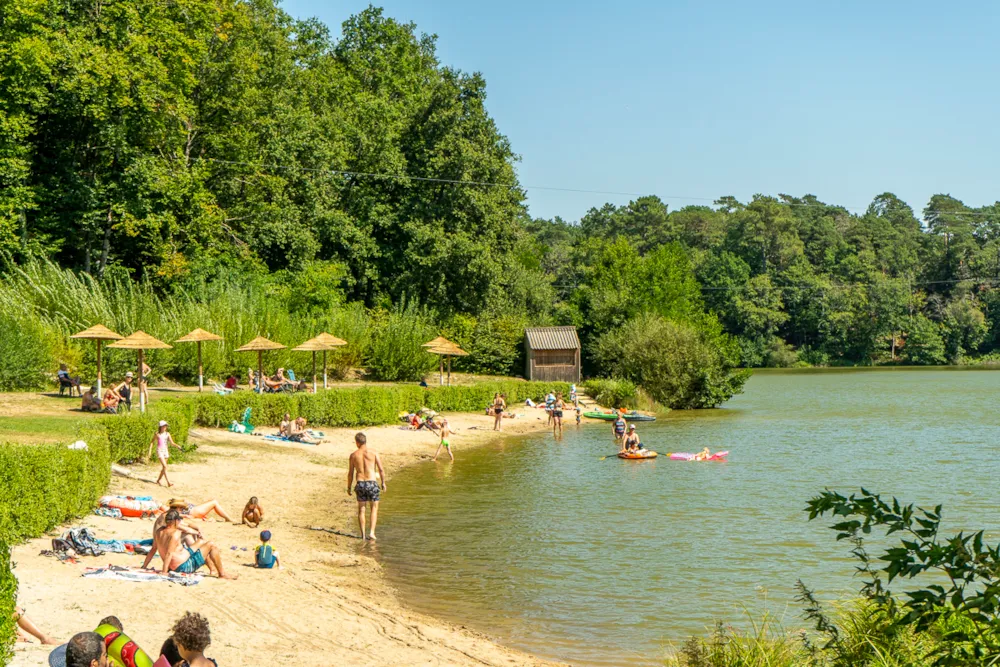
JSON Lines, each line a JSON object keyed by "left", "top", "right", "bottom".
{"left": 350, "top": 447, "right": 378, "bottom": 481}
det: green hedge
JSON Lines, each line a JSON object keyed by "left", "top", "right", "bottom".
{"left": 582, "top": 378, "right": 639, "bottom": 409}
{"left": 0, "top": 428, "right": 113, "bottom": 661}
{"left": 0, "top": 401, "right": 194, "bottom": 658}
{"left": 192, "top": 382, "right": 572, "bottom": 428}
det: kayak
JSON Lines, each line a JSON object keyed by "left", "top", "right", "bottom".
{"left": 583, "top": 411, "right": 656, "bottom": 422}
{"left": 617, "top": 451, "right": 658, "bottom": 460}
{"left": 669, "top": 451, "right": 729, "bottom": 461}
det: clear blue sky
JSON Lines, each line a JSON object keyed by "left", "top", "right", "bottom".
{"left": 283, "top": 0, "right": 1000, "bottom": 222}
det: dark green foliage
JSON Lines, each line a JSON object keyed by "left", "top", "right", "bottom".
{"left": 804, "top": 488, "right": 1000, "bottom": 665}
{"left": 421, "top": 382, "right": 570, "bottom": 413}
{"left": 593, "top": 314, "right": 749, "bottom": 409}
{"left": 0, "top": 306, "right": 53, "bottom": 390}
{"left": 365, "top": 306, "right": 438, "bottom": 382}
{"left": 581, "top": 379, "right": 638, "bottom": 409}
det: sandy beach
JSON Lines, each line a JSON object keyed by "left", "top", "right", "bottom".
{"left": 9, "top": 409, "right": 573, "bottom": 666}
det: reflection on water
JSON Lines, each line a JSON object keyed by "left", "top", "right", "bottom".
{"left": 375, "top": 371, "right": 1000, "bottom": 666}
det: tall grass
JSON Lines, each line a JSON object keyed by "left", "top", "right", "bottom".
{"left": 0, "top": 259, "right": 440, "bottom": 388}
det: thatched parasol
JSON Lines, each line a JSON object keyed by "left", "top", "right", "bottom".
{"left": 313, "top": 332, "right": 348, "bottom": 389}
{"left": 236, "top": 336, "right": 286, "bottom": 393}
{"left": 70, "top": 324, "right": 122, "bottom": 398}
{"left": 422, "top": 336, "right": 453, "bottom": 348}
{"left": 427, "top": 341, "right": 468, "bottom": 386}
{"left": 293, "top": 338, "right": 336, "bottom": 393}
{"left": 175, "top": 328, "right": 223, "bottom": 392}
{"left": 107, "top": 331, "right": 172, "bottom": 413}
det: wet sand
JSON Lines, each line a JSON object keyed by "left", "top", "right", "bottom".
{"left": 10, "top": 409, "right": 573, "bottom": 666}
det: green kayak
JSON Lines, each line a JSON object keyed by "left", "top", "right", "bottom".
{"left": 583, "top": 411, "right": 656, "bottom": 422}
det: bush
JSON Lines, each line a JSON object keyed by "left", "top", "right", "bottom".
{"left": 593, "top": 313, "right": 749, "bottom": 409}
{"left": 365, "top": 305, "right": 438, "bottom": 382}
{"left": 902, "top": 314, "right": 947, "bottom": 365}
{"left": 192, "top": 382, "right": 570, "bottom": 428}
{"left": 581, "top": 378, "right": 638, "bottom": 409}
{"left": 95, "top": 400, "right": 194, "bottom": 463}
{"left": 0, "top": 304, "right": 57, "bottom": 391}
{"left": 0, "top": 431, "right": 115, "bottom": 660}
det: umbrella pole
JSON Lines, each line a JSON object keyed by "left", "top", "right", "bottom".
{"left": 197, "top": 341, "right": 203, "bottom": 392}
{"left": 447, "top": 355, "right": 452, "bottom": 386}
{"left": 439, "top": 356, "right": 443, "bottom": 386}
{"left": 96, "top": 340, "right": 103, "bottom": 398}
{"left": 323, "top": 350, "right": 328, "bottom": 390}
{"left": 312, "top": 351, "right": 317, "bottom": 394}
{"left": 138, "top": 349, "right": 145, "bottom": 413}
{"left": 258, "top": 351, "right": 263, "bottom": 394}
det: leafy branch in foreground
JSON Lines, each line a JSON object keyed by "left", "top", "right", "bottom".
{"left": 805, "top": 488, "right": 1000, "bottom": 665}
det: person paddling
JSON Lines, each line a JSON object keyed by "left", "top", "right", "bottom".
{"left": 624, "top": 424, "right": 641, "bottom": 453}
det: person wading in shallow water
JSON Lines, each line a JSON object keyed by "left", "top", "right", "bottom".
{"left": 347, "top": 432, "right": 387, "bottom": 540}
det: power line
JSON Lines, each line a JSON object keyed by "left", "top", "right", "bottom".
{"left": 184, "top": 156, "right": 1000, "bottom": 219}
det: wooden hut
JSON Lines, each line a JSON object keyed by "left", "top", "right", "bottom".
{"left": 524, "top": 326, "right": 581, "bottom": 382}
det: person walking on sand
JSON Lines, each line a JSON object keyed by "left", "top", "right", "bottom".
{"left": 433, "top": 418, "right": 454, "bottom": 461}
{"left": 492, "top": 393, "right": 505, "bottom": 431}
{"left": 347, "top": 432, "right": 386, "bottom": 540}
{"left": 147, "top": 420, "right": 182, "bottom": 487}
{"left": 552, "top": 392, "right": 565, "bottom": 436}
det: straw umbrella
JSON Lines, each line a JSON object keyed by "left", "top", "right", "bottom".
{"left": 313, "top": 332, "right": 348, "bottom": 389}
{"left": 422, "top": 336, "right": 455, "bottom": 386}
{"left": 175, "top": 328, "right": 223, "bottom": 392}
{"left": 70, "top": 324, "right": 123, "bottom": 398}
{"left": 293, "top": 338, "right": 335, "bottom": 394}
{"left": 107, "top": 331, "right": 172, "bottom": 413}
{"left": 236, "top": 336, "right": 286, "bottom": 393}
{"left": 427, "top": 341, "right": 468, "bottom": 386}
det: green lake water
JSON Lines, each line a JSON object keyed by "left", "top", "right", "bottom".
{"left": 373, "top": 370, "right": 1000, "bottom": 666}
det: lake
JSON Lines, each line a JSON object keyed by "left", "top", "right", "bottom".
{"left": 375, "top": 369, "right": 1000, "bottom": 666}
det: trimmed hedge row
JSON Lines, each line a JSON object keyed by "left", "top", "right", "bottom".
{"left": 192, "top": 381, "right": 573, "bottom": 428}
{"left": 0, "top": 402, "right": 194, "bottom": 658}
{"left": 0, "top": 428, "right": 113, "bottom": 662}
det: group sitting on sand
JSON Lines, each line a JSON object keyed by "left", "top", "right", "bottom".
{"left": 37, "top": 610, "right": 219, "bottom": 667}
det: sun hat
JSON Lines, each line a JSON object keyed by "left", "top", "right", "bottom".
{"left": 125, "top": 371, "right": 134, "bottom": 377}
{"left": 260, "top": 530, "right": 271, "bottom": 541}
{"left": 158, "top": 420, "right": 168, "bottom": 427}
{"left": 168, "top": 498, "right": 188, "bottom": 507}
{"left": 629, "top": 424, "right": 636, "bottom": 430}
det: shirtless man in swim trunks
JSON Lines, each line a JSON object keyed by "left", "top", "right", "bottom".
{"left": 153, "top": 511, "right": 237, "bottom": 579}
{"left": 347, "top": 432, "right": 386, "bottom": 540}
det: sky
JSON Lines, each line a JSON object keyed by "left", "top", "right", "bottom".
{"left": 282, "top": 0, "right": 1000, "bottom": 222}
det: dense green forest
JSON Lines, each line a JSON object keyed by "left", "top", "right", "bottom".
{"left": 2, "top": 0, "right": 998, "bottom": 406}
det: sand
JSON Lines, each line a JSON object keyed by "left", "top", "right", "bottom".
{"left": 9, "top": 408, "right": 577, "bottom": 666}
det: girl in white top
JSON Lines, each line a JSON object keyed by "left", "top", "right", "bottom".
{"left": 148, "top": 420, "right": 182, "bottom": 487}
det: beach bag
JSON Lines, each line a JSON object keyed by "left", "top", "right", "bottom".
{"left": 63, "top": 528, "right": 104, "bottom": 557}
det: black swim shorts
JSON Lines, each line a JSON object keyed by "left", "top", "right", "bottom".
{"left": 355, "top": 480, "right": 381, "bottom": 502}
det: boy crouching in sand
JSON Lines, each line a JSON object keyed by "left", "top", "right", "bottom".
{"left": 242, "top": 496, "right": 263, "bottom": 527}
{"left": 255, "top": 530, "right": 281, "bottom": 569}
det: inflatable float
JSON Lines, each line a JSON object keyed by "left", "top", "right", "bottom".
{"left": 583, "top": 411, "right": 656, "bottom": 422}
{"left": 668, "top": 451, "right": 729, "bottom": 461}
{"left": 96, "top": 624, "right": 155, "bottom": 667}
{"left": 99, "top": 496, "right": 162, "bottom": 519}
{"left": 617, "top": 450, "right": 658, "bottom": 460}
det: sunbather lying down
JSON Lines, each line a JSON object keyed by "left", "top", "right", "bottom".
{"left": 158, "top": 498, "right": 234, "bottom": 522}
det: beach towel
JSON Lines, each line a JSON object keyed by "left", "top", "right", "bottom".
{"left": 83, "top": 566, "right": 201, "bottom": 586}
{"left": 94, "top": 538, "right": 153, "bottom": 554}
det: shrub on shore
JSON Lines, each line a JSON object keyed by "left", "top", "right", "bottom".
{"left": 581, "top": 378, "right": 638, "bottom": 409}
{"left": 192, "top": 381, "right": 571, "bottom": 428}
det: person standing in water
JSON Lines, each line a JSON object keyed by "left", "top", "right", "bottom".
{"left": 347, "top": 432, "right": 386, "bottom": 540}
{"left": 147, "top": 420, "right": 182, "bottom": 487}
{"left": 433, "top": 418, "right": 455, "bottom": 461}
{"left": 552, "top": 392, "right": 565, "bottom": 436}
{"left": 613, "top": 414, "right": 627, "bottom": 451}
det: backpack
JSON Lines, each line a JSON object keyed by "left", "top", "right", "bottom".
{"left": 63, "top": 527, "right": 104, "bottom": 557}
{"left": 256, "top": 544, "right": 275, "bottom": 568}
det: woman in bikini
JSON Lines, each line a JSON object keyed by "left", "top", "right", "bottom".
{"left": 147, "top": 420, "right": 182, "bottom": 487}
{"left": 552, "top": 392, "right": 565, "bottom": 435}
{"left": 492, "top": 393, "right": 506, "bottom": 431}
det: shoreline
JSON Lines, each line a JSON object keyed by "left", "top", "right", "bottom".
{"left": 10, "top": 408, "right": 582, "bottom": 666}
